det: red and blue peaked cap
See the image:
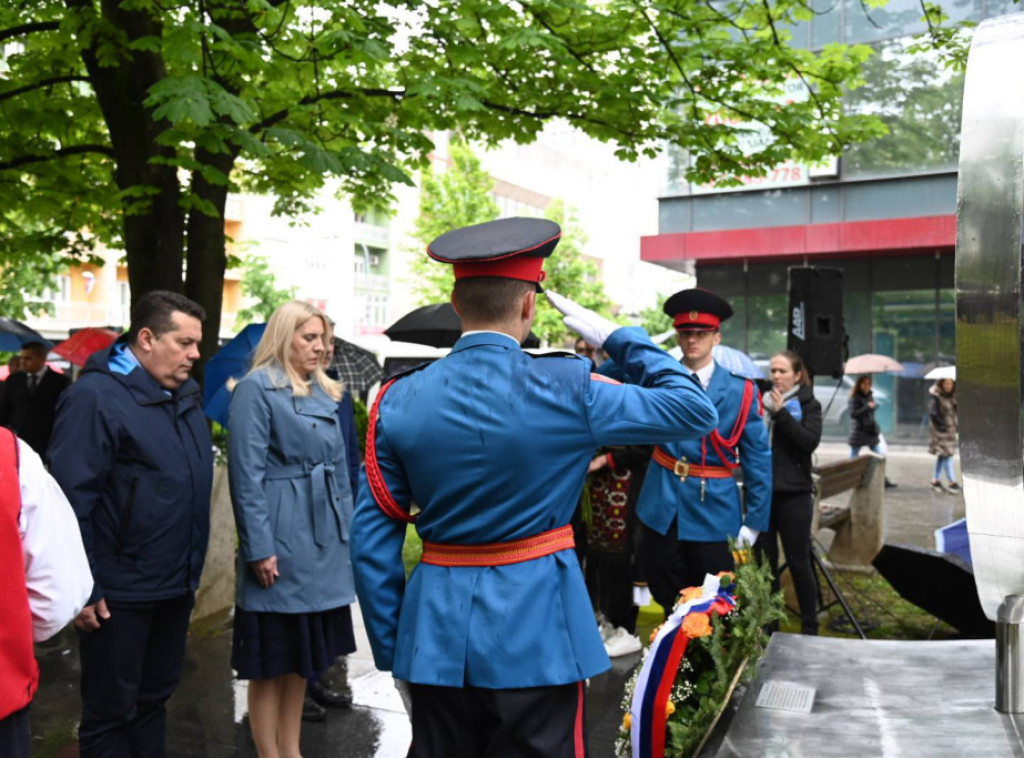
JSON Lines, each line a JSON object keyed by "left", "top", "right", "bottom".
{"left": 427, "top": 217, "right": 561, "bottom": 292}
{"left": 663, "top": 287, "right": 734, "bottom": 331}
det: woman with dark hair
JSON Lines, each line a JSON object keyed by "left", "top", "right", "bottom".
{"left": 762, "top": 350, "right": 822, "bottom": 635}
{"left": 848, "top": 374, "right": 882, "bottom": 456}
{"left": 847, "top": 374, "right": 897, "bottom": 487}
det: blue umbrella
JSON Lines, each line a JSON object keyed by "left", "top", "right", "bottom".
{"left": 712, "top": 344, "right": 764, "bottom": 380}
{"left": 203, "top": 323, "right": 266, "bottom": 427}
{"left": 0, "top": 318, "right": 53, "bottom": 352}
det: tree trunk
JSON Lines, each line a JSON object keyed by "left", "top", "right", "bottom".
{"left": 185, "top": 147, "right": 239, "bottom": 382}
{"left": 68, "top": 0, "right": 186, "bottom": 299}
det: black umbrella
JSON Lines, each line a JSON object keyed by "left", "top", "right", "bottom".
{"left": 872, "top": 543, "right": 994, "bottom": 637}
{"left": 384, "top": 302, "right": 540, "bottom": 349}
{"left": 0, "top": 318, "right": 53, "bottom": 352}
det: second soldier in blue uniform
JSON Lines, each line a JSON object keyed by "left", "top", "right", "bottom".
{"left": 634, "top": 288, "right": 772, "bottom": 613}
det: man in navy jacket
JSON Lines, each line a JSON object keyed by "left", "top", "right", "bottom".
{"left": 48, "top": 290, "right": 213, "bottom": 758}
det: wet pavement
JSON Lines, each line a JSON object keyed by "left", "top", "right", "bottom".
{"left": 29, "top": 443, "right": 960, "bottom": 758}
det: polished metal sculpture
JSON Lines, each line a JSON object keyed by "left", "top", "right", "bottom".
{"left": 956, "top": 12, "right": 1024, "bottom": 713}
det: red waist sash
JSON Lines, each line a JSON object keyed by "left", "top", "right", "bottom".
{"left": 420, "top": 525, "right": 575, "bottom": 567}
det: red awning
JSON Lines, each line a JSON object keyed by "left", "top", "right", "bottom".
{"left": 641, "top": 214, "right": 956, "bottom": 265}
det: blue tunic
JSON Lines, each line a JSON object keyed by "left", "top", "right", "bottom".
{"left": 351, "top": 327, "right": 719, "bottom": 688}
{"left": 635, "top": 362, "right": 772, "bottom": 541}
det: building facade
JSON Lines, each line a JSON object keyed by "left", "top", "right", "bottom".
{"left": 23, "top": 123, "right": 679, "bottom": 361}
{"left": 642, "top": 2, "right": 1015, "bottom": 442}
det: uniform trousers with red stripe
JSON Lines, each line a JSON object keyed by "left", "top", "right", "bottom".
{"left": 408, "top": 681, "right": 587, "bottom": 757}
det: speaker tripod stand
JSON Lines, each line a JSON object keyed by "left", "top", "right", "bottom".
{"left": 811, "top": 537, "right": 870, "bottom": 639}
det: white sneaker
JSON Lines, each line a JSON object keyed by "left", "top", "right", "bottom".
{"left": 604, "top": 627, "right": 642, "bottom": 657}
{"left": 596, "top": 613, "right": 615, "bottom": 641}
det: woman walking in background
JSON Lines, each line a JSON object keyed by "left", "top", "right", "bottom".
{"left": 848, "top": 374, "right": 897, "bottom": 488}
{"left": 762, "top": 350, "right": 822, "bottom": 635}
{"left": 847, "top": 374, "right": 881, "bottom": 457}
{"left": 229, "top": 301, "right": 357, "bottom": 758}
{"left": 928, "top": 378, "right": 960, "bottom": 493}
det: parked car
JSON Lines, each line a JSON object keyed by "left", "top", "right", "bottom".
{"left": 814, "top": 376, "right": 890, "bottom": 430}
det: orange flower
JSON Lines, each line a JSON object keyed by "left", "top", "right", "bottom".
{"left": 681, "top": 612, "right": 712, "bottom": 638}
{"left": 679, "top": 586, "right": 703, "bottom": 603}
{"left": 716, "top": 571, "right": 736, "bottom": 584}
{"left": 665, "top": 700, "right": 676, "bottom": 715}
{"left": 649, "top": 625, "right": 662, "bottom": 644}
{"left": 622, "top": 713, "right": 632, "bottom": 731}
{"left": 732, "top": 548, "right": 750, "bottom": 565}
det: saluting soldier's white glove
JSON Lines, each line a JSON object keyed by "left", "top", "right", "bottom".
{"left": 546, "top": 291, "right": 620, "bottom": 349}
{"left": 737, "top": 525, "right": 759, "bottom": 548}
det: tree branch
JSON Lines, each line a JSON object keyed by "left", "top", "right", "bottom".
{"left": 0, "top": 75, "right": 90, "bottom": 104}
{"left": 0, "top": 145, "right": 115, "bottom": 172}
{"left": 519, "top": 1, "right": 599, "bottom": 75}
{"left": 0, "top": 21, "right": 61, "bottom": 44}
{"left": 757, "top": 0, "right": 842, "bottom": 150}
{"left": 252, "top": 87, "right": 405, "bottom": 132}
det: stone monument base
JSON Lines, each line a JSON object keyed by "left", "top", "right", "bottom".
{"left": 711, "top": 634, "right": 1022, "bottom": 757}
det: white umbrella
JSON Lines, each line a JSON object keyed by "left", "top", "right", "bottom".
{"left": 924, "top": 365, "right": 956, "bottom": 381}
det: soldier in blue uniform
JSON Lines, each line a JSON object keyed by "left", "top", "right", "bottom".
{"left": 350, "top": 217, "right": 719, "bottom": 757}
{"left": 635, "top": 288, "right": 772, "bottom": 612}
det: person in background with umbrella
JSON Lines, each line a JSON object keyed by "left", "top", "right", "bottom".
{"left": 228, "top": 301, "right": 357, "bottom": 758}
{"left": 848, "top": 374, "right": 896, "bottom": 488}
{"left": 928, "top": 378, "right": 960, "bottom": 493}
{"left": 761, "top": 350, "right": 822, "bottom": 635}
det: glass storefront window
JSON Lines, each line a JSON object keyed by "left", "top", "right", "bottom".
{"left": 746, "top": 294, "right": 789, "bottom": 362}
{"left": 698, "top": 256, "right": 956, "bottom": 443}
{"left": 720, "top": 296, "right": 747, "bottom": 352}
{"left": 872, "top": 289, "right": 939, "bottom": 441}
{"left": 938, "top": 288, "right": 955, "bottom": 358}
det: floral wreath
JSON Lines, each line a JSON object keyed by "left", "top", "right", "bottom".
{"left": 625, "top": 571, "right": 737, "bottom": 758}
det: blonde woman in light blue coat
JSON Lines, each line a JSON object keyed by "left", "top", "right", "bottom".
{"left": 228, "top": 301, "right": 356, "bottom": 758}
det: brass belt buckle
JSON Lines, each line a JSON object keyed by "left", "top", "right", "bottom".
{"left": 674, "top": 458, "right": 690, "bottom": 482}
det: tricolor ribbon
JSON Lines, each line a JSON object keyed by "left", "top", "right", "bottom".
{"left": 630, "top": 574, "right": 736, "bottom": 758}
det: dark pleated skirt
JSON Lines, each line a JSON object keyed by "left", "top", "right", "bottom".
{"left": 231, "top": 604, "right": 356, "bottom": 680}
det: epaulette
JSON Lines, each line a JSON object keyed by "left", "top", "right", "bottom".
{"left": 524, "top": 350, "right": 582, "bottom": 360}
{"left": 385, "top": 361, "right": 434, "bottom": 382}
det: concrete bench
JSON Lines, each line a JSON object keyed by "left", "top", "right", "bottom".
{"left": 811, "top": 453, "right": 885, "bottom": 568}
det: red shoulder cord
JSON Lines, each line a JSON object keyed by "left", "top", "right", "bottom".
{"left": 704, "top": 379, "right": 756, "bottom": 471}
{"left": 365, "top": 378, "right": 416, "bottom": 524}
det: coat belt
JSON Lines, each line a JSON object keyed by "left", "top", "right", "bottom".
{"left": 420, "top": 525, "right": 575, "bottom": 567}
{"left": 264, "top": 461, "right": 344, "bottom": 546}
{"left": 651, "top": 447, "right": 733, "bottom": 482}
